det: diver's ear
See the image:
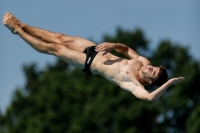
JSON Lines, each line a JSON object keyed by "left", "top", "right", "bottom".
{"left": 147, "top": 79, "right": 152, "bottom": 84}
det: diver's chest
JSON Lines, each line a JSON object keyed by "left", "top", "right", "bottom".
{"left": 118, "top": 65, "right": 139, "bottom": 81}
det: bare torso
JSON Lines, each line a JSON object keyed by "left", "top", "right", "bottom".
{"left": 90, "top": 52, "right": 144, "bottom": 91}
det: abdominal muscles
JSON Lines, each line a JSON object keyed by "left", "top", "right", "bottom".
{"left": 96, "top": 58, "right": 130, "bottom": 86}
{"left": 92, "top": 52, "right": 142, "bottom": 89}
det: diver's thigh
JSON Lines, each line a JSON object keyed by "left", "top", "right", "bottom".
{"left": 60, "top": 36, "right": 97, "bottom": 52}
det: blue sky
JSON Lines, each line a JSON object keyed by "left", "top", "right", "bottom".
{"left": 0, "top": 1, "right": 200, "bottom": 113}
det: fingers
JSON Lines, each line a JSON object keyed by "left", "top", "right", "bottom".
{"left": 95, "top": 45, "right": 105, "bottom": 52}
{"left": 168, "top": 77, "right": 185, "bottom": 85}
{"left": 177, "top": 77, "right": 185, "bottom": 82}
{"left": 96, "top": 43, "right": 108, "bottom": 48}
{"left": 95, "top": 43, "right": 110, "bottom": 52}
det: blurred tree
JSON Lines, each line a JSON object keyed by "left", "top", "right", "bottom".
{"left": 0, "top": 28, "right": 200, "bottom": 133}
{"left": 150, "top": 40, "right": 200, "bottom": 133}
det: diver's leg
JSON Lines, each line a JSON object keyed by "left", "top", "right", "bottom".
{"left": 7, "top": 12, "right": 64, "bottom": 44}
{"left": 3, "top": 13, "right": 87, "bottom": 69}
{"left": 8, "top": 12, "right": 97, "bottom": 52}
{"left": 3, "top": 14, "right": 57, "bottom": 54}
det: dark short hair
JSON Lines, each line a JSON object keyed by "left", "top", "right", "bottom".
{"left": 152, "top": 65, "right": 168, "bottom": 86}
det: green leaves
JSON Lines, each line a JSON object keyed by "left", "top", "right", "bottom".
{"left": 1, "top": 28, "right": 200, "bottom": 133}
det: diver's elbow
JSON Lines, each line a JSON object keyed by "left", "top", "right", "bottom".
{"left": 145, "top": 95, "right": 156, "bottom": 102}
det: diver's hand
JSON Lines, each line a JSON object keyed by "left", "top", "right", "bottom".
{"left": 95, "top": 42, "right": 116, "bottom": 53}
{"left": 167, "top": 77, "right": 185, "bottom": 86}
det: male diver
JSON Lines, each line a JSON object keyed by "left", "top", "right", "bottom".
{"left": 3, "top": 12, "right": 184, "bottom": 102}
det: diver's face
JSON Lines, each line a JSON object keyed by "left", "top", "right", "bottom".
{"left": 141, "top": 65, "right": 159, "bottom": 79}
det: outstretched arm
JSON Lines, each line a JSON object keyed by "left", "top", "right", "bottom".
{"left": 95, "top": 42, "right": 150, "bottom": 65}
{"left": 130, "top": 77, "right": 185, "bottom": 102}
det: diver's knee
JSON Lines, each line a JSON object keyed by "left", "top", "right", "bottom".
{"left": 45, "top": 43, "right": 61, "bottom": 55}
{"left": 59, "top": 34, "right": 75, "bottom": 44}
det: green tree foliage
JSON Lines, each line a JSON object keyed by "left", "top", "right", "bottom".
{"left": 1, "top": 28, "right": 200, "bottom": 133}
{"left": 150, "top": 41, "right": 200, "bottom": 133}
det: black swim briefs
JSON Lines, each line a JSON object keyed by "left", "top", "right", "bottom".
{"left": 82, "top": 46, "right": 98, "bottom": 74}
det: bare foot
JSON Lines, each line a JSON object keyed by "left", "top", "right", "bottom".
{"left": 6, "top": 12, "right": 23, "bottom": 28}
{"left": 3, "top": 12, "right": 20, "bottom": 34}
